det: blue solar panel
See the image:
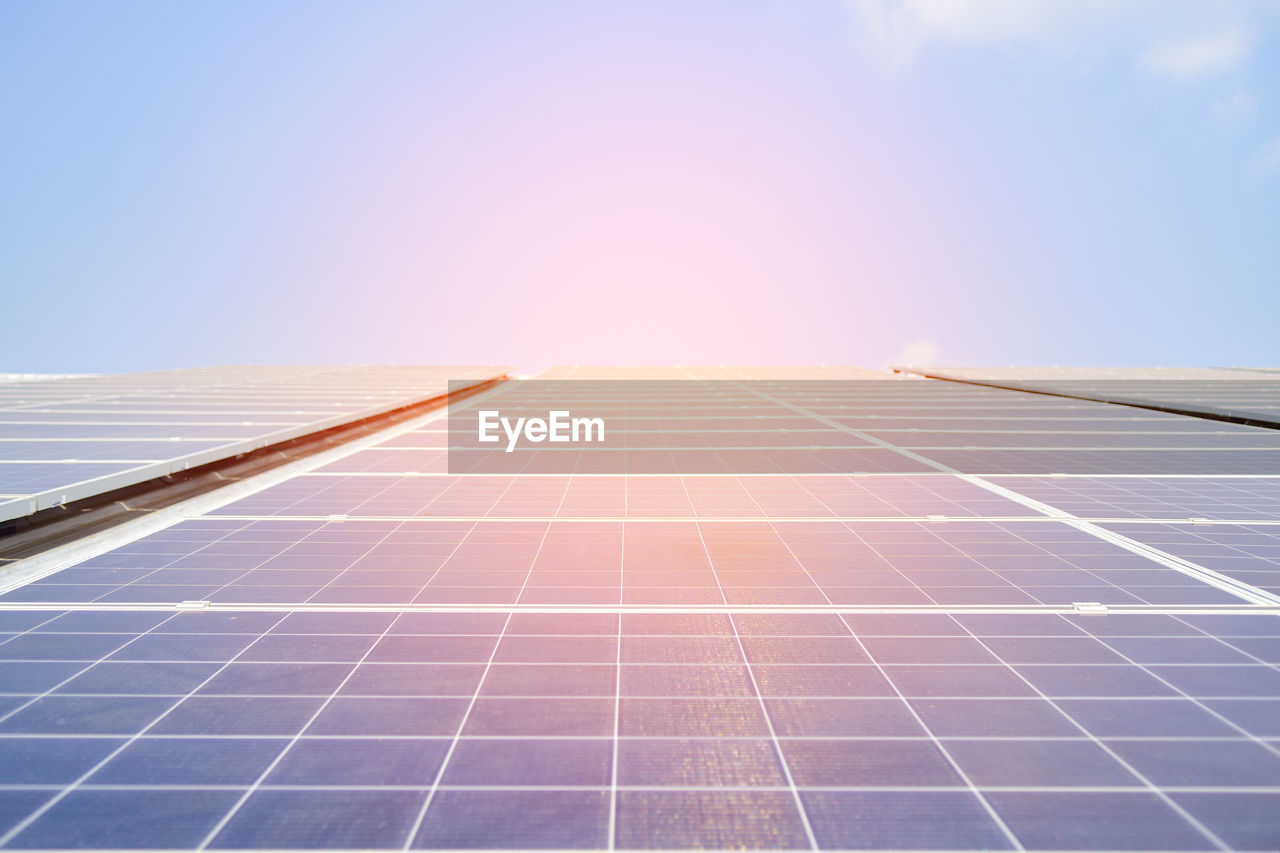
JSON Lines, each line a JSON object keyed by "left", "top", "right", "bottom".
{"left": 896, "top": 367, "right": 1280, "bottom": 428}
{"left": 0, "top": 367, "right": 507, "bottom": 522}
{"left": 2, "top": 608, "right": 1279, "bottom": 849}
{"left": 0, "top": 368, "right": 1277, "bottom": 850}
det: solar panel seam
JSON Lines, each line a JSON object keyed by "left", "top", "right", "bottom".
{"left": 6, "top": 602, "right": 1275, "bottom": 616}
{"left": 10, "top": 784, "right": 1280, "bottom": 791}
{"left": 281, "top": 471, "right": 1280, "bottom": 476}
{"left": 6, "top": 734, "right": 1280, "bottom": 742}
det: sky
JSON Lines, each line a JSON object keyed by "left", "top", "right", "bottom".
{"left": 1, "top": 0, "right": 1278, "bottom": 373}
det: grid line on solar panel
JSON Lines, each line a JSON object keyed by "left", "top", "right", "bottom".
{"left": 402, "top": 514, "right": 577, "bottom": 848}
{"left": 399, "top": 378, "right": 1280, "bottom": 476}
{"left": 7, "top": 517, "right": 1263, "bottom": 609}
{"left": 0, "top": 394, "right": 503, "bottom": 606}
{"left": 3, "top": 370, "right": 1280, "bottom": 850}
{"left": 12, "top": 376, "right": 1280, "bottom": 612}
{"left": 12, "top": 376, "right": 1280, "bottom": 607}
{"left": 985, "top": 477, "right": 1280, "bottom": 522}
{"left": 686, "top": 507, "right": 1019, "bottom": 850}
{"left": 0, "top": 608, "right": 294, "bottom": 848}
{"left": 2, "top": 609, "right": 1279, "bottom": 849}
{"left": 897, "top": 617, "right": 1245, "bottom": 851}
{"left": 701, "top": 382, "right": 1279, "bottom": 606}
{"left": 1097, "top": 523, "right": 1280, "bottom": 598}
{"left": 204, "top": 473, "right": 1045, "bottom": 519}
{"left": 199, "top": 542, "right": 444, "bottom": 849}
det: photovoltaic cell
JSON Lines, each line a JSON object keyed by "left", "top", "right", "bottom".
{"left": 0, "top": 366, "right": 1277, "bottom": 851}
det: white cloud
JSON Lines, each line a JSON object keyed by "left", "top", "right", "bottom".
{"left": 848, "top": 0, "right": 1275, "bottom": 79}
{"left": 1253, "top": 135, "right": 1280, "bottom": 172}
{"left": 849, "top": 0, "right": 1113, "bottom": 66}
{"left": 1139, "top": 29, "right": 1251, "bottom": 79}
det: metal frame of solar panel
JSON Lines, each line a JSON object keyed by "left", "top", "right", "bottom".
{"left": 0, "top": 366, "right": 1278, "bottom": 851}
{"left": 0, "top": 366, "right": 508, "bottom": 523}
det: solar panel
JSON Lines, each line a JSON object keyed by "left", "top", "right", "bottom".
{"left": 0, "top": 366, "right": 508, "bottom": 523}
{"left": 896, "top": 366, "right": 1280, "bottom": 428}
{"left": 1095, "top": 523, "right": 1280, "bottom": 597}
{"left": 0, "top": 366, "right": 1277, "bottom": 851}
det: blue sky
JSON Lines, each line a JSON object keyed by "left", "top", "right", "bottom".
{"left": 1, "top": 1, "right": 1277, "bottom": 373}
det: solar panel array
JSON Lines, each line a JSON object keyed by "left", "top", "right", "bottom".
{"left": 0, "top": 367, "right": 1278, "bottom": 851}
{"left": 897, "top": 366, "right": 1280, "bottom": 428}
{"left": 0, "top": 366, "right": 507, "bottom": 523}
